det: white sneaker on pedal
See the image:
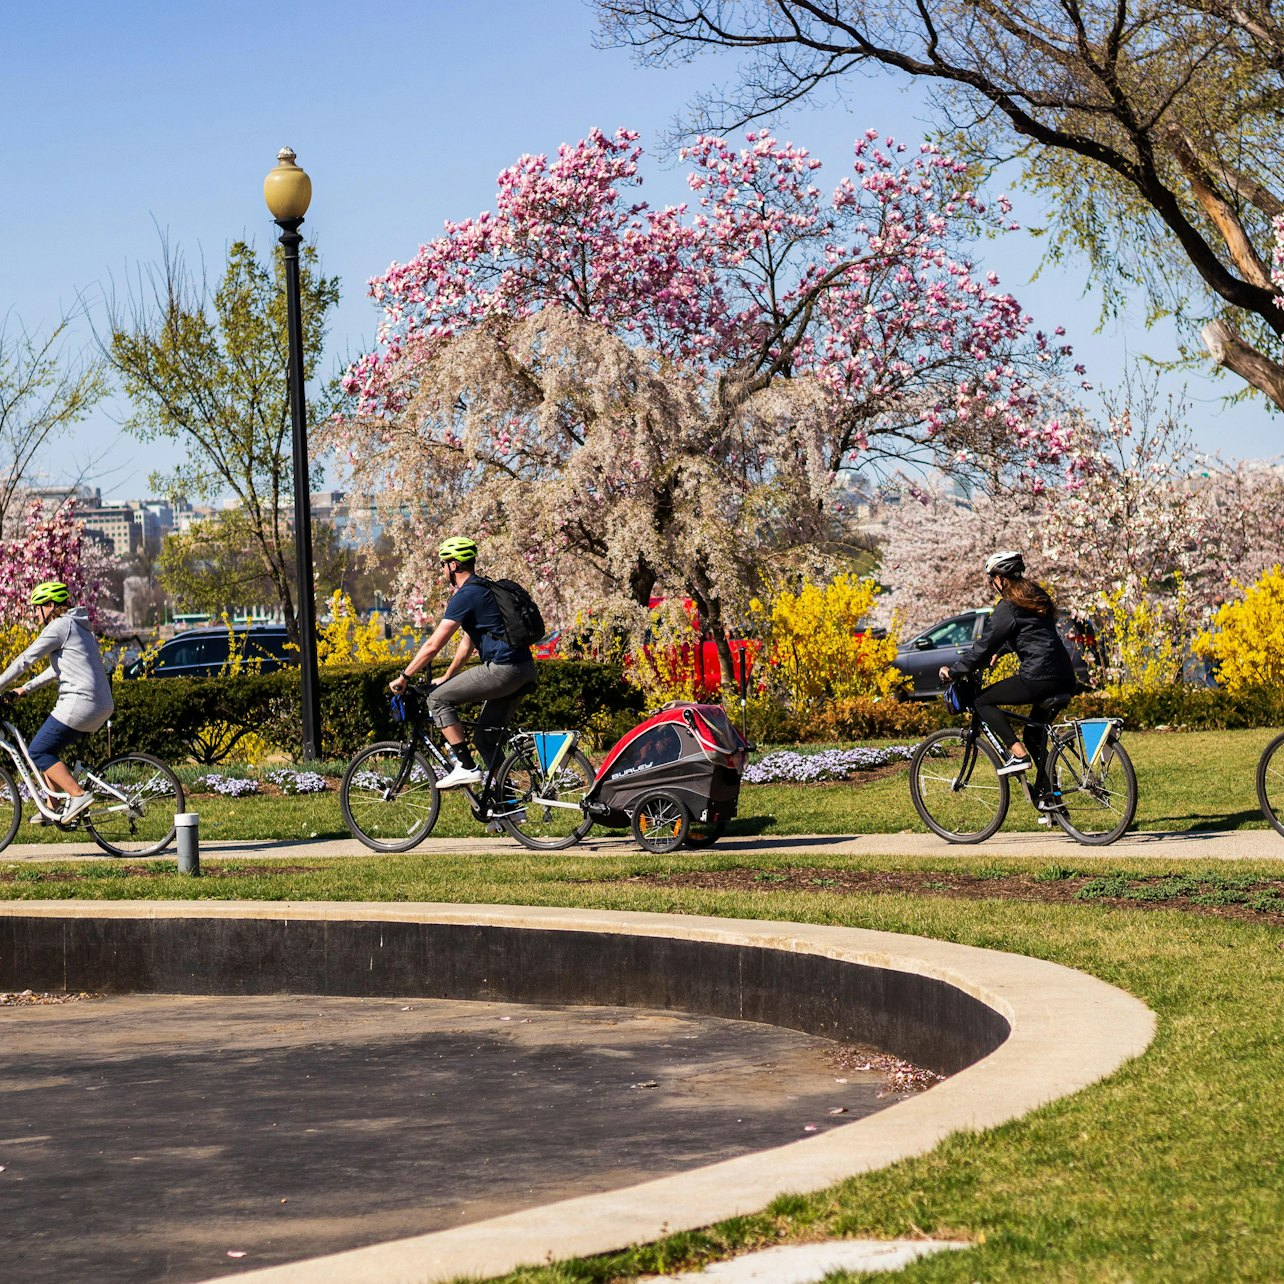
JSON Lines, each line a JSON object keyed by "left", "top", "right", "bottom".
{"left": 60, "top": 793, "right": 94, "bottom": 823}
{"left": 436, "top": 763, "right": 483, "bottom": 790}
{"left": 996, "top": 754, "right": 1033, "bottom": 776}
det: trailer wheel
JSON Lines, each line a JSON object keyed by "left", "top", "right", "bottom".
{"left": 631, "top": 790, "right": 689, "bottom": 854}
{"left": 684, "top": 818, "right": 728, "bottom": 848}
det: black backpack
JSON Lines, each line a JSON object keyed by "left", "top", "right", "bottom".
{"left": 476, "top": 577, "right": 546, "bottom": 650}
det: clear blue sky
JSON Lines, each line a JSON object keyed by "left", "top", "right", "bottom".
{"left": 2, "top": 0, "right": 1276, "bottom": 501}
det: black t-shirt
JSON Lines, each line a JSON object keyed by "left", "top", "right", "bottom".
{"left": 444, "top": 578, "right": 528, "bottom": 665}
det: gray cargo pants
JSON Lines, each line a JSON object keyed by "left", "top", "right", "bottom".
{"left": 428, "top": 659, "right": 537, "bottom": 769}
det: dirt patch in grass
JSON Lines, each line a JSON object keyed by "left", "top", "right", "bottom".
{"left": 0, "top": 865, "right": 327, "bottom": 884}
{"left": 616, "top": 868, "right": 1284, "bottom": 924}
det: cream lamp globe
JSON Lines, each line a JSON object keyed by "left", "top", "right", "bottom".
{"left": 263, "top": 147, "right": 311, "bottom": 221}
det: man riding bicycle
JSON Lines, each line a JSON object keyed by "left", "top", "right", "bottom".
{"left": 389, "top": 537, "right": 538, "bottom": 789}
{"left": 0, "top": 581, "right": 114, "bottom": 823}
{"left": 941, "top": 551, "right": 1078, "bottom": 801}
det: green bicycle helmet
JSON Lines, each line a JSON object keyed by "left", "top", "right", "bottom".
{"left": 30, "top": 580, "right": 70, "bottom": 606}
{"left": 438, "top": 536, "right": 478, "bottom": 565}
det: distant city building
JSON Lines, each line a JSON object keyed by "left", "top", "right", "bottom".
{"left": 24, "top": 483, "right": 102, "bottom": 511}
{"left": 79, "top": 505, "right": 143, "bottom": 557}
{"left": 78, "top": 496, "right": 182, "bottom": 557}
{"left": 174, "top": 503, "right": 221, "bottom": 534}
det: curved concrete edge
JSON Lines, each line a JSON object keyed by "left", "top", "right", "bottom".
{"left": 0, "top": 901, "right": 1155, "bottom": 1284}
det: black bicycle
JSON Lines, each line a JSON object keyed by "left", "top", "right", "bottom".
{"left": 1257, "top": 731, "right": 1284, "bottom": 837}
{"left": 339, "top": 680, "right": 595, "bottom": 852}
{"left": 909, "top": 681, "right": 1138, "bottom": 845}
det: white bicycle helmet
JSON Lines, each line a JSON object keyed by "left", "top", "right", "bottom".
{"left": 984, "top": 550, "right": 1025, "bottom": 577}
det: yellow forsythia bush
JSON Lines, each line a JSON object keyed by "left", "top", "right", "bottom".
{"left": 316, "top": 591, "right": 411, "bottom": 666}
{"left": 1097, "top": 580, "right": 1191, "bottom": 695}
{"left": 752, "top": 574, "right": 905, "bottom": 710}
{"left": 0, "top": 621, "right": 36, "bottom": 673}
{"left": 1195, "top": 565, "right": 1284, "bottom": 692}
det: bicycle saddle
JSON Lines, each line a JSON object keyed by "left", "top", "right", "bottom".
{"left": 1039, "top": 692, "right": 1075, "bottom": 715}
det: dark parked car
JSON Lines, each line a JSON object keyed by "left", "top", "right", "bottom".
{"left": 121, "top": 626, "right": 296, "bottom": 679}
{"left": 894, "top": 608, "right": 1098, "bottom": 699}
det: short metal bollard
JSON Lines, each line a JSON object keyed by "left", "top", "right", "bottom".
{"left": 175, "top": 812, "right": 200, "bottom": 876}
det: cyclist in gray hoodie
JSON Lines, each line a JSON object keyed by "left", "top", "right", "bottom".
{"left": 0, "top": 581, "right": 114, "bottom": 822}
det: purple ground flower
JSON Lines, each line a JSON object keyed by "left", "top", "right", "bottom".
{"left": 265, "top": 769, "right": 329, "bottom": 795}
{"left": 193, "top": 773, "right": 261, "bottom": 797}
{"left": 744, "top": 746, "right": 916, "bottom": 785}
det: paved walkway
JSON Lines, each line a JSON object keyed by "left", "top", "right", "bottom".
{"left": 4, "top": 827, "right": 1282, "bottom": 862}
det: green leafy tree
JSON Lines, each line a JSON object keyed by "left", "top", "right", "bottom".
{"left": 597, "top": 0, "right": 1284, "bottom": 410}
{"left": 157, "top": 510, "right": 401, "bottom": 618}
{"left": 106, "top": 240, "right": 340, "bottom": 638}
{"left": 155, "top": 510, "right": 278, "bottom": 618}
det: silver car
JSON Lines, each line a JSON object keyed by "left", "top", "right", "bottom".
{"left": 894, "top": 608, "right": 1097, "bottom": 699}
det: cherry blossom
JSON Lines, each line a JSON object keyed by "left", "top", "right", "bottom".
{"left": 331, "top": 128, "right": 1087, "bottom": 680}
{"left": 0, "top": 501, "right": 112, "bottom": 628}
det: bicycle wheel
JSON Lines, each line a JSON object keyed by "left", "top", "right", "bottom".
{"left": 631, "top": 790, "right": 689, "bottom": 854}
{"left": 1255, "top": 731, "right": 1284, "bottom": 838}
{"left": 909, "top": 728, "right": 1009, "bottom": 843}
{"left": 684, "top": 817, "right": 728, "bottom": 849}
{"left": 494, "top": 745, "right": 595, "bottom": 850}
{"left": 85, "top": 753, "right": 184, "bottom": 857}
{"left": 1048, "top": 736, "right": 1137, "bottom": 846}
{"left": 341, "top": 742, "right": 441, "bottom": 852}
{"left": 0, "top": 762, "right": 22, "bottom": 852}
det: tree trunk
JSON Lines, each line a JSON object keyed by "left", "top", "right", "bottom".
{"left": 1202, "top": 320, "right": 1284, "bottom": 411}
{"left": 687, "top": 577, "right": 736, "bottom": 690}
{"left": 629, "top": 553, "right": 658, "bottom": 606}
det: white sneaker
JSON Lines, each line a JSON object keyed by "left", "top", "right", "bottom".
{"left": 436, "top": 763, "right": 483, "bottom": 789}
{"left": 996, "top": 755, "right": 1033, "bottom": 776}
{"left": 60, "top": 793, "right": 94, "bottom": 823}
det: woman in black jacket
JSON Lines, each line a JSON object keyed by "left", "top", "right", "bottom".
{"left": 941, "top": 551, "right": 1078, "bottom": 781}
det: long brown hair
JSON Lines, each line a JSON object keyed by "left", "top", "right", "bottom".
{"left": 998, "top": 575, "right": 1057, "bottom": 618}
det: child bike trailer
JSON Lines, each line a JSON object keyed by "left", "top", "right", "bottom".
{"left": 582, "top": 701, "right": 749, "bottom": 853}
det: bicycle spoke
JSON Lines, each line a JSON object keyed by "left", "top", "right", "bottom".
{"left": 86, "top": 754, "right": 183, "bottom": 857}
{"left": 1258, "top": 735, "right": 1284, "bottom": 837}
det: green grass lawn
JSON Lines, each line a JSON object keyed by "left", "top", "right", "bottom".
{"left": 16, "top": 727, "right": 1282, "bottom": 846}
{"left": 1, "top": 846, "right": 1282, "bottom": 1281}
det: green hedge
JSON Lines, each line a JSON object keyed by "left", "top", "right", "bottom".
{"left": 1073, "top": 684, "right": 1284, "bottom": 730}
{"left": 12, "top": 668, "right": 1274, "bottom": 767}
{"left": 745, "top": 684, "right": 1284, "bottom": 743}
{"left": 5, "top": 660, "right": 644, "bottom": 765}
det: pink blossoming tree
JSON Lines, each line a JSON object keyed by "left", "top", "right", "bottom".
{"left": 0, "top": 501, "right": 116, "bottom": 666}
{"left": 876, "top": 389, "right": 1284, "bottom": 680}
{"left": 332, "top": 127, "right": 1085, "bottom": 682}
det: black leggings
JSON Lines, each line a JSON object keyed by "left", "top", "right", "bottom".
{"left": 974, "top": 675, "right": 1074, "bottom": 762}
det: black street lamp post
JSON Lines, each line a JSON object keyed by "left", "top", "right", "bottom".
{"left": 264, "top": 147, "right": 322, "bottom": 761}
